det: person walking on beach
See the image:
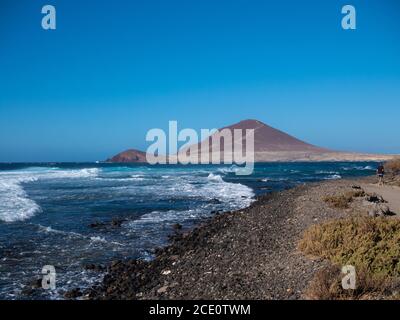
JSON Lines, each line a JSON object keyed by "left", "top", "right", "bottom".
{"left": 377, "top": 163, "right": 385, "bottom": 186}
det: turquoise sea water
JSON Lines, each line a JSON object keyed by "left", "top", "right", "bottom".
{"left": 0, "top": 162, "right": 377, "bottom": 299}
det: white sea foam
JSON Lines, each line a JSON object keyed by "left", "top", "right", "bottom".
{"left": 127, "top": 171, "right": 254, "bottom": 231}
{"left": 90, "top": 236, "right": 107, "bottom": 242}
{"left": 36, "top": 224, "right": 125, "bottom": 247}
{"left": 316, "top": 170, "right": 339, "bottom": 174}
{"left": 0, "top": 168, "right": 100, "bottom": 222}
{"left": 128, "top": 209, "right": 198, "bottom": 229}
{"left": 217, "top": 165, "right": 240, "bottom": 174}
{"left": 324, "top": 174, "right": 342, "bottom": 180}
{"left": 342, "top": 165, "right": 374, "bottom": 171}
{"left": 37, "top": 224, "right": 86, "bottom": 238}
{"left": 0, "top": 174, "right": 41, "bottom": 222}
{"left": 47, "top": 168, "right": 100, "bottom": 179}
{"left": 204, "top": 176, "right": 254, "bottom": 205}
{"left": 207, "top": 173, "right": 224, "bottom": 182}
{"left": 130, "top": 174, "right": 145, "bottom": 181}
{"left": 261, "top": 177, "right": 288, "bottom": 182}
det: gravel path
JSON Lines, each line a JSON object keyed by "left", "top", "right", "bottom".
{"left": 361, "top": 184, "right": 400, "bottom": 215}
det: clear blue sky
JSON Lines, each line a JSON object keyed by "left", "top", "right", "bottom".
{"left": 0, "top": 0, "right": 399, "bottom": 162}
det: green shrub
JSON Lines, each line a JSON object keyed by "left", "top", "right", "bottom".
{"left": 323, "top": 190, "right": 365, "bottom": 209}
{"left": 299, "top": 216, "right": 400, "bottom": 277}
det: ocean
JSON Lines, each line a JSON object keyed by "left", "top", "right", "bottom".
{"left": 0, "top": 162, "right": 377, "bottom": 299}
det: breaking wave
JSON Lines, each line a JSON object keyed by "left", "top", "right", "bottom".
{"left": 126, "top": 171, "right": 254, "bottom": 232}
{"left": 0, "top": 175, "right": 41, "bottom": 222}
{"left": 0, "top": 168, "right": 100, "bottom": 222}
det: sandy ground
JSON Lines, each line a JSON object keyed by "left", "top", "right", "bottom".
{"left": 361, "top": 183, "right": 400, "bottom": 214}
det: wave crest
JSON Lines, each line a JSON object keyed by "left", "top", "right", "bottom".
{"left": 0, "top": 168, "right": 100, "bottom": 222}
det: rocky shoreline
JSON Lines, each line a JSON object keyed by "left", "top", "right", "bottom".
{"left": 78, "top": 175, "right": 397, "bottom": 300}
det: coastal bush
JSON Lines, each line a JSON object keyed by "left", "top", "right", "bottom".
{"left": 300, "top": 216, "right": 400, "bottom": 299}
{"left": 386, "top": 158, "right": 400, "bottom": 175}
{"left": 305, "top": 264, "right": 398, "bottom": 300}
{"left": 299, "top": 216, "right": 400, "bottom": 277}
{"left": 323, "top": 190, "right": 365, "bottom": 209}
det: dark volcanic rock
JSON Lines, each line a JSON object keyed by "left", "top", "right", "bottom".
{"left": 64, "top": 288, "right": 83, "bottom": 299}
{"left": 366, "top": 193, "right": 386, "bottom": 203}
{"left": 209, "top": 198, "right": 222, "bottom": 204}
{"left": 84, "top": 264, "right": 106, "bottom": 272}
{"left": 89, "top": 218, "right": 126, "bottom": 230}
{"left": 89, "top": 221, "right": 104, "bottom": 228}
{"left": 21, "top": 278, "right": 43, "bottom": 296}
{"left": 172, "top": 223, "right": 182, "bottom": 231}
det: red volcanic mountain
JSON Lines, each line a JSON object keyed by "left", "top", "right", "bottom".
{"left": 210, "top": 119, "right": 327, "bottom": 152}
{"left": 106, "top": 119, "right": 392, "bottom": 162}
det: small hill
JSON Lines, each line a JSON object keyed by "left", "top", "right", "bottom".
{"left": 106, "top": 149, "right": 147, "bottom": 163}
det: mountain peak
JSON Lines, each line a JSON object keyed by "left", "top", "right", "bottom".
{"left": 238, "top": 119, "right": 265, "bottom": 125}
{"left": 224, "top": 119, "right": 266, "bottom": 129}
{"left": 220, "top": 119, "right": 326, "bottom": 153}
